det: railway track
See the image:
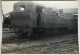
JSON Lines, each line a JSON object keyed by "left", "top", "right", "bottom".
{"left": 1, "top": 28, "right": 79, "bottom": 54}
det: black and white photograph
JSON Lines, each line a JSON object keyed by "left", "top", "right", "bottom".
{"left": 1, "top": 1, "right": 79, "bottom": 54}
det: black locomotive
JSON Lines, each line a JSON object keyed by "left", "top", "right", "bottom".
{"left": 3, "top": 1, "right": 78, "bottom": 38}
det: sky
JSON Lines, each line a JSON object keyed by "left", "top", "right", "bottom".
{"left": 2, "top": 1, "right": 78, "bottom": 14}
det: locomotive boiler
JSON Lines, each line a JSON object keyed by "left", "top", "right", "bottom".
{"left": 5, "top": 1, "right": 78, "bottom": 38}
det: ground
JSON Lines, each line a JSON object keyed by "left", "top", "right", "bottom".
{"left": 1, "top": 28, "right": 79, "bottom": 54}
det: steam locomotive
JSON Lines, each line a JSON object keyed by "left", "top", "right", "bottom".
{"left": 3, "top": 1, "right": 78, "bottom": 38}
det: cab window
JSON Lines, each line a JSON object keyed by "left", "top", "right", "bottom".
{"left": 20, "top": 5, "right": 25, "bottom": 11}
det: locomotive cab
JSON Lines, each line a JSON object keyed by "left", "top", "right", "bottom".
{"left": 10, "top": 1, "right": 45, "bottom": 38}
